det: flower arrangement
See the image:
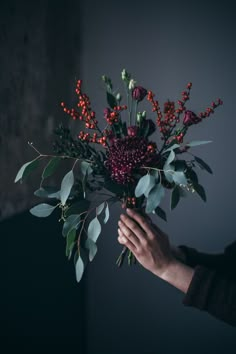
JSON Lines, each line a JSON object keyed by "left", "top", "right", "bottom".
{"left": 14, "top": 69, "right": 223, "bottom": 282}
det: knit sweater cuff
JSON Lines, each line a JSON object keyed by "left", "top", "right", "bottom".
{"left": 183, "top": 265, "right": 213, "bottom": 309}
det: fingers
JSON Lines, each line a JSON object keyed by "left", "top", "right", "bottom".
{"left": 118, "top": 219, "right": 140, "bottom": 248}
{"left": 118, "top": 228, "right": 136, "bottom": 254}
{"left": 120, "top": 214, "right": 146, "bottom": 242}
{"left": 126, "top": 208, "right": 154, "bottom": 236}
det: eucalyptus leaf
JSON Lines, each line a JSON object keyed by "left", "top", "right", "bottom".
{"left": 172, "top": 171, "right": 188, "bottom": 185}
{"left": 42, "top": 157, "right": 61, "bottom": 179}
{"left": 194, "top": 156, "right": 213, "bottom": 174}
{"left": 30, "top": 203, "right": 57, "bottom": 217}
{"left": 75, "top": 256, "right": 84, "bottom": 283}
{"left": 104, "top": 202, "right": 110, "bottom": 224}
{"left": 34, "top": 187, "right": 59, "bottom": 198}
{"left": 60, "top": 170, "right": 74, "bottom": 206}
{"left": 87, "top": 217, "right": 101, "bottom": 243}
{"left": 96, "top": 202, "right": 105, "bottom": 216}
{"left": 62, "top": 214, "right": 81, "bottom": 237}
{"left": 163, "top": 164, "right": 175, "bottom": 183}
{"left": 171, "top": 187, "right": 180, "bottom": 210}
{"left": 186, "top": 140, "right": 212, "bottom": 147}
{"left": 163, "top": 144, "right": 180, "bottom": 153}
{"left": 81, "top": 161, "right": 93, "bottom": 176}
{"left": 66, "top": 228, "right": 77, "bottom": 259}
{"left": 15, "top": 158, "right": 40, "bottom": 183}
{"left": 165, "top": 150, "right": 175, "bottom": 166}
{"left": 145, "top": 183, "right": 165, "bottom": 214}
{"left": 135, "top": 174, "right": 155, "bottom": 198}
{"left": 85, "top": 238, "right": 98, "bottom": 261}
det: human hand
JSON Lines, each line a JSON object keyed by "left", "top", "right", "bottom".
{"left": 118, "top": 208, "right": 175, "bottom": 277}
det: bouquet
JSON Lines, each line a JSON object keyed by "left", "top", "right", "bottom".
{"left": 14, "top": 69, "right": 223, "bottom": 282}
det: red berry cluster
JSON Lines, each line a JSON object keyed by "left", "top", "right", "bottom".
{"left": 61, "top": 80, "right": 98, "bottom": 129}
{"left": 61, "top": 80, "right": 109, "bottom": 147}
{"left": 199, "top": 98, "right": 223, "bottom": 119}
{"left": 78, "top": 131, "right": 107, "bottom": 147}
{"left": 104, "top": 105, "right": 127, "bottom": 125}
{"left": 147, "top": 83, "right": 192, "bottom": 139}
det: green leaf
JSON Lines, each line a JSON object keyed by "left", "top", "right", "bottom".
{"left": 15, "top": 158, "right": 40, "bottom": 183}
{"left": 194, "top": 156, "right": 213, "bottom": 174}
{"left": 62, "top": 214, "right": 81, "bottom": 237}
{"left": 174, "top": 160, "right": 187, "bottom": 172}
{"left": 172, "top": 171, "right": 188, "bottom": 185}
{"left": 30, "top": 203, "right": 57, "bottom": 217}
{"left": 106, "top": 92, "right": 117, "bottom": 109}
{"left": 87, "top": 217, "right": 101, "bottom": 242}
{"left": 104, "top": 202, "right": 110, "bottom": 224}
{"left": 163, "top": 144, "right": 180, "bottom": 153}
{"left": 60, "top": 170, "right": 74, "bottom": 206}
{"left": 81, "top": 161, "right": 93, "bottom": 176}
{"left": 193, "top": 183, "right": 207, "bottom": 202}
{"left": 171, "top": 187, "right": 180, "bottom": 210}
{"left": 165, "top": 150, "right": 175, "bottom": 165}
{"left": 186, "top": 140, "right": 212, "bottom": 147}
{"left": 85, "top": 238, "right": 98, "bottom": 261}
{"left": 42, "top": 157, "right": 61, "bottom": 179}
{"left": 187, "top": 168, "right": 198, "bottom": 184}
{"left": 135, "top": 174, "right": 155, "bottom": 198}
{"left": 155, "top": 206, "right": 167, "bottom": 222}
{"left": 96, "top": 202, "right": 105, "bottom": 216}
{"left": 66, "top": 228, "right": 77, "bottom": 259}
{"left": 75, "top": 256, "right": 84, "bottom": 283}
{"left": 145, "top": 183, "right": 165, "bottom": 214}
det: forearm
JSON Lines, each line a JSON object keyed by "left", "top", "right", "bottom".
{"left": 152, "top": 259, "right": 195, "bottom": 294}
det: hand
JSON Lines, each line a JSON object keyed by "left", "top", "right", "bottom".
{"left": 118, "top": 208, "right": 174, "bottom": 277}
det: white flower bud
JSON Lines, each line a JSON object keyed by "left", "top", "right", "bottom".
{"left": 128, "top": 79, "right": 136, "bottom": 90}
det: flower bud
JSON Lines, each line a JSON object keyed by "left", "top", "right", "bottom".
{"left": 129, "top": 79, "right": 137, "bottom": 90}
{"left": 142, "top": 111, "right": 146, "bottom": 118}
{"left": 116, "top": 93, "right": 121, "bottom": 101}
{"left": 183, "top": 110, "right": 201, "bottom": 126}
{"left": 136, "top": 112, "right": 143, "bottom": 124}
{"left": 121, "top": 69, "right": 131, "bottom": 81}
{"left": 132, "top": 86, "right": 147, "bottom": 102}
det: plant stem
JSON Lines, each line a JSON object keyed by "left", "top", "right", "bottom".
{"left": 116, "top": 246, "right": 128, "bottom": 267}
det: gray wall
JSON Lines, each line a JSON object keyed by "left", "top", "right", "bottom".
{"left": 80, "top": 0, "right": 236, "bottom": 353}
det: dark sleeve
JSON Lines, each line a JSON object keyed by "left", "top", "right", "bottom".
{"left": 178, "top": 245, "right": 225, "bottom": 270}
{"left": 183, "top": 266, "right": 236, "bottom": 327}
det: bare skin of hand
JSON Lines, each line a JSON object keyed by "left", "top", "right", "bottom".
{"left": 118, "top": 208, "right": 194, "bottom": 293}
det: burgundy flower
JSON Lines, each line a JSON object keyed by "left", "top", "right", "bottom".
{"left": 183, "top": 110, "right": 202, "bottom": 126}
{"left": 127, "top": 126, "right": 139, "bottom": 136}
{"left": 105, "top": 136, "right": 158, "bottom": 184}
{"left": 132, "top": 86, "right": 147, "bottom": 102}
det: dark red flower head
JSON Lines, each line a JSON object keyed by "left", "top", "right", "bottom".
{"left": 132, "top": 86, "right": 147, "bottom": 102}
{"left": 183, "top": 110, "right": 202, "bottom": 126}
{"left": 105, "top": 136, "right": 158, "bottom": 184}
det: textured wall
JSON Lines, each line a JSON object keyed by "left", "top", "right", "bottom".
{"left": 80, "top": 0, "right": 236, "bottom": 353}
{"left": 0, "top": 0, "right": 81, "bottom": 220}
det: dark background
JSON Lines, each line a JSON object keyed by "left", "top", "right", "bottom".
{"left": 1, "top": 0, "right": 235, "bottom": 353}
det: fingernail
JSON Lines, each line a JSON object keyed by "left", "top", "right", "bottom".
{"left": 126, "top": 208, "right": 132, "bottom": 213}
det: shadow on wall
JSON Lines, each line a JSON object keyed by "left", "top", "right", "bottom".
{"left": 0, "top": 0, "right": 82, "bottom": 221}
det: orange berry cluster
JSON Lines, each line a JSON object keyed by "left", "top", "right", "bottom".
{"left": 147, "top": 83, "right": 192, "bottom": 138}
{"left": 61, "top": 80, "right": 98, "bottom": 129}
{"left": 78, "top": 131, "right": 107, "bottom": 146}
{"left": 105, "top": 105, "right": 127, "bottom": 125}
{"left": 199, "top": 98, "right": 223, "bottom": 119}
